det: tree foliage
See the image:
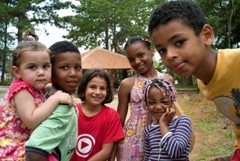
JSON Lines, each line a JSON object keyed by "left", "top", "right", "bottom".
{"left": 1, "top": 0, "right": 240, "bottom": 85}
{"left": 0, "top": 0, "right": 72, "bottom": 82}
{"left": 58, "top": 0, "right": 165, "bottom": 52}
{"left": 196, "top": 0, "right": 240, "bottom": 48}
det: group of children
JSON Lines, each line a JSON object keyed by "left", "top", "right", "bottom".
{"left": 0, "top": 38, "right": 124, "bottom": 161}
{"left": 1, "top": 0, "right": 240, "bottom": 160}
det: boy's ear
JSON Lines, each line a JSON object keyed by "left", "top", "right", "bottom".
{"left": 11, "top": 66, "right": 21, "bottom": 79}
{"left": 201, "top": 24, "right": 215, "bottom": 46}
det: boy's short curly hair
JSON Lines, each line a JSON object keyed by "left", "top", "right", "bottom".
{"left": 49, "top": 41, "right": 80, "bottom": 65}
{"left": 78, "top": 69, "right": 113, "bottom": 104}
{"left": 148, "top": 0, "right": 207, "bottom": 36}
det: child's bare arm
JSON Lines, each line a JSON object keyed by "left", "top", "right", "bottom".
{"left": 117, "top": 78, "right": 133, "bottom": 125}
{"left": 88, "top": 143, "right": 114, "bottom": 161}
{"left": 15, "top": 89, "right": 72, "bottom": 129}
{"left": 25, "top": 152, "right": 48, "bottom": 161}
{"left": 109, "top": 143, "right": 117, "bottom": 161}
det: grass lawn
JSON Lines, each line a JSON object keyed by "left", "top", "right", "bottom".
{"left": 177, "top": 92, "right": 235, "bottom": 161}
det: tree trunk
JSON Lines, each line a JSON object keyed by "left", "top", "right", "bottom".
{"left": 187, "top": 76, "right": 193, "bottom": 86}
{"left": 227, "top": 0, "right": 234, "bottom": 48}
{"left": 112, "top": 22, "right": 118, "bottom": 53}
{"left": 105, "top": 24, "right": 109, "bottom": 50}
{"left": 1, "top": 21, "right": 8, "bottom": 83}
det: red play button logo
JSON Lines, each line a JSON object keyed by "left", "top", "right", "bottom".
{"left": 76, "top": 134, "right": 96, "bottom": 158}
{"left": 81, "top": 141, "right": 89, "bottom": 149}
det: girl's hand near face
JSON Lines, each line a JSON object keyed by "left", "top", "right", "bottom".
{"left": 160, "top": 108, "right": 176, "bottom": 125}
{"left": 159, "top": 108, "right": 176, "bottom": 136}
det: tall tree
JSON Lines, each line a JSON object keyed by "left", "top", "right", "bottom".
{"left": 0, "top": 1, "right": 15, "bottom": 83}
{"left": 0, "top": 0, "right": 75, "bottom": 83}
{"left": 197, "top": 0, "right": 240, "bottom": 48}
{"left": 58, "top": 0, "right": 165, "bottom": 53}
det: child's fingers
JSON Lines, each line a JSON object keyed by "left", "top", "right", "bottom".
{"left": 166, "top": 108, "right": 171, "bottom": 115}
{"left": 164, "top": 108, "right": 175, "bottom": 120}
{"left": 67, "top": 97, "right": 74, "bottom": 107}
{"left": 168, "top": 109, "right": 176, "bottom": 119}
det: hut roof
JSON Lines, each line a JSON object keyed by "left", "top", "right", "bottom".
{"left": 82, "top": 47, "right": 131, "bottom": 69}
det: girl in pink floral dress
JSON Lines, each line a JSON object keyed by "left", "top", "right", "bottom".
{"left": 109, "top": 36, "right": 175, "bottom": 161}
{"left": 0, "top": 41, "right": 72, "bottom": 160}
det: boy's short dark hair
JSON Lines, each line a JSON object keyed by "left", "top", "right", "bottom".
{"left": 148, "top": 0, "right": 207, "bottom": 36}
{"left": 49, "top": 41, "right": 80, "bottom": 64}
{"left": 78, "top": 69, "right": 113, "bottom": 104}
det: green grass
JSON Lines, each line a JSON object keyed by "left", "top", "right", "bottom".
{"left": 178, "top": 92, "right": 235, "bottom": 160}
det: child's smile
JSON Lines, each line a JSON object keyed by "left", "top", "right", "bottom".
{"left": 85, "top": 77, "right": 107, "bottom": 106}
{"left": 147, "top": 87, "right": 172, "bottom": 120}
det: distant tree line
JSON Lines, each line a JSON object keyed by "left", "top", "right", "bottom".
{"left": 1, "top": 0, "right": 239, "bottom": 86}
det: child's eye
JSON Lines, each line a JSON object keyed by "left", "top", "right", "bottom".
{"left": 147, "top": 100, "right": 156, "bottom": 105}
{"left": 60, "top": 66, "right": 68, "bottom": 70}
{"left": 161, "top": 100, "right": 171, "bottom": 105}
{"left": 157, "top": 48, "right": 166, "bottom": 56}
{"left": 75, "top": 65, "right": 82, "bottom": 71}
{"left": 89, "top": 85, "right": 97, "bottom": 90}
{"left": 100, "top": 86, "right": 106, "bottom": 91}
{"left": 43, "top": 64, "right": 50, "bottom": 70}
{"left": 28, "top": 65, "right": 36, "bottom": 70}
{"left": 137, "top": 53, "right": 145, "bottom": 58}
{"left": 175, "top": 39, "right": 186, "bottom": 47}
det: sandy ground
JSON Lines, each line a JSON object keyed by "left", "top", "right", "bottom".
{"left": 106, "top": 93, "right": 118, "bottom": 109}
{"left": 106, "top": 93, "right": 130, "bottom": 121}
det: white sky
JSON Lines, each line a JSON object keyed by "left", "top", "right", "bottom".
{"left": 37, "top": 3, "right": 71, "bottom": 47}
{"left": 37, "top": 25, "right": 159, "bottom": 59}
{"left": 36, "top": 0, "right": 88, "bottom": 52}
{"left": 37, "top": 25, "right": 89, "bottom": 53}
{"left": 37, "top": 26, "right": 68, "bottom": 47}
